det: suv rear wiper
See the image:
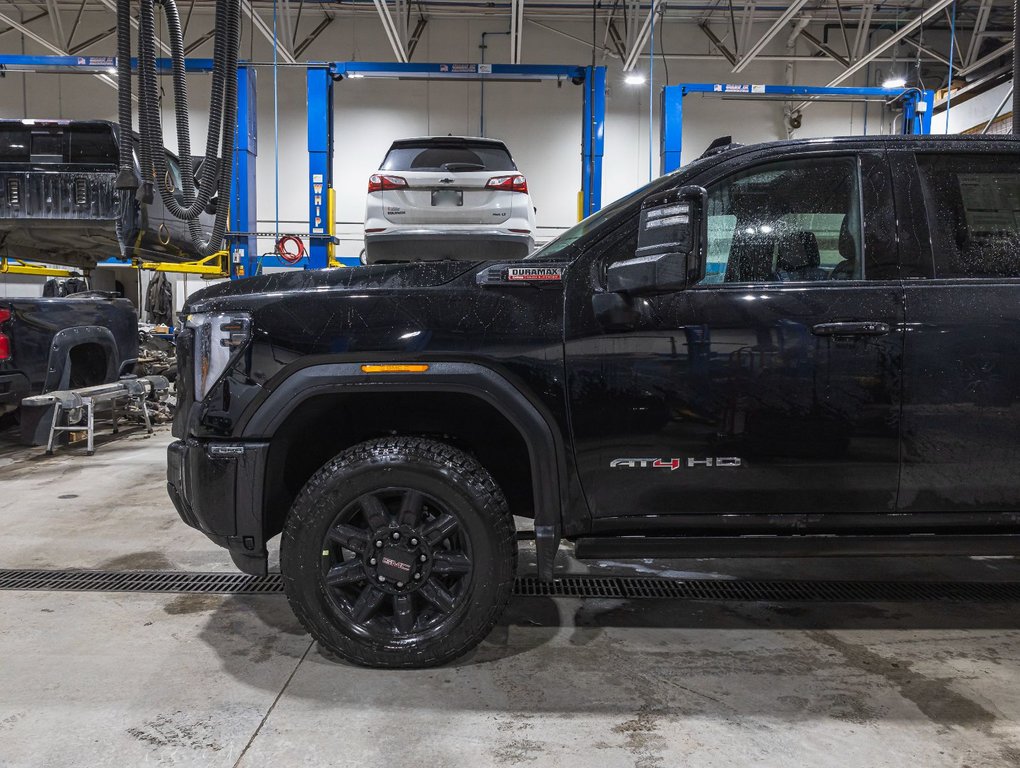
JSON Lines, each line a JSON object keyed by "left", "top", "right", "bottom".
{"left": 441, "top": 163, "right": 485, "bottom": 172}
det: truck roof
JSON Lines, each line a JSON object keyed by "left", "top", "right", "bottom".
{"left": 703, "top": 132, "right": 1020, "bottom": 164}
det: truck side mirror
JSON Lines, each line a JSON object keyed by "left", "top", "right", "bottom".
{"left": 607, "top": 185, "right": 706, "bottom": 296}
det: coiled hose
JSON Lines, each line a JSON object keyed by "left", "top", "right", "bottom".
{"left": 137, "top": 0, "right": 240, "bottom": 255}
{"left": 114, "top": 0, "right": 135, "bottom": 192}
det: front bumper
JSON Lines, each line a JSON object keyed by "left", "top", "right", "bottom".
{"left": 365, "top": 230, "right": 534, "bottom": 264}
{"left": 167, "top": 437, "right": 271, "bottom": 575}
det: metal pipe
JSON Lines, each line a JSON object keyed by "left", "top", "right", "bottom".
{"left": 1014, "top": 0, "right": 1019, "bottom": 134}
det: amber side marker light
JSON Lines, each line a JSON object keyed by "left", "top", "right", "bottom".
{"left": 360, "top": 364, "right": 430, "bottom": 374}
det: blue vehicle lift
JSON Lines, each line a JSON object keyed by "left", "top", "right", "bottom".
{"left": 0, "top": 54, "right": 256, "bottom": 280}
{"left": 1, "top": 55, "right": 608, "bottom": 275}
{"left": 660, "top": 82, "right": 935, "bottom": 175}
{"left": 305, "top": 61, "right": 608, "bottom": 270}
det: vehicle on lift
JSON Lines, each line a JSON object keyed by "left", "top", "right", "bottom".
{"left": 0, "top": 293, "right": 138, "bottom": 433}
{"left": 169, "top": 134, "right": 1020, "bottom": 668}
{"left": 0, "top": 119, "right": 215, "bottom": 271}
{"left": 363, "top": 136, "right": 537, "bottom": 264}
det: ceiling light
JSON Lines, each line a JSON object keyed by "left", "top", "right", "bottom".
{"left": 882, "top": 77, "right": 907, "bottom": 89}
{"left": 348, "top": 72, "right": 365, "bottom": 79}
{"left": 624, "top": 73, "right": 647, "bottom": 86}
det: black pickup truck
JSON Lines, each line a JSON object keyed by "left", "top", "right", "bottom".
{"left": 169, "top": 134, "right": 1020, "bottom": 668}
{"left": 0, "top": 295, "right": 138, "bottom": 428}
{"left": 0, "top": 119, "right": 213, "bottom": 269}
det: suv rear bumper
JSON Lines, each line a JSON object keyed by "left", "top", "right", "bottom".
{"left": 365, "top": 230, "right": 534, "bottom": 263}
{"left": 167, "top": 437, "right": 270, "bottom": 575}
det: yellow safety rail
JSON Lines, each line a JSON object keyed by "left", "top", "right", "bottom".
{"left": 139, "top": 250, "right": 229, "bottom": 278}
{"left": 326, "top": 187, "right": 340, "bottom": 268}
{"left": 0, "top": 257, "right": 76, "bottom": 278}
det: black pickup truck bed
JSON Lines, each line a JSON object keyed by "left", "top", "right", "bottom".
{"left": 0, "top": 294, "right": 138, "bottom": 420}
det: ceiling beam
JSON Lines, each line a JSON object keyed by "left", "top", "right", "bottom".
{"left": 732, "top": 0, "right": 809, "bottom": 73}
{"left": 92, "top": 0, "right": 172, "bottom": 55}
{"left": 44, "top": 0, "right": 65, "bottom": 49}
{"left": 851, "top": 1, "right": 874, "bottom": 62}
{"left": 0, "top": 8, "right": 117, "bottom": 91}
{"left": 370, "top": 0, "right": 408, "bottom": 63}
{"left": 68, "top": 25, "right": 116, "bottom": 54}
{"left": 798, "top": 28, "right": 849, "bottom": 67}
{"left": 293, "top": 15, "right": 332, "bottom": 58}
{"left": 698, "top": 22, "right": 735, "bottom": 66}
{"left": 959, "top": 41, "right": 1012, "bottom": 77}
{"left": 0, "top": 10, "right": 47, "bottom": 40}
{"left": 901, "top": 36, "right": 951, "bottom": 68}
{"left": 240, "top": 2, "right": 297, "bottom": 63}
{"left": 964, "top": 0, "right": 994, "bottom": 68}
{"left": 822, "top": 0, "right": 957, "bottom": 88}
{"left": 622, "top": 0, "right": 661, "bottom": 72}
{"left": 509, "top": 0, "right": 523, "bottom": 64}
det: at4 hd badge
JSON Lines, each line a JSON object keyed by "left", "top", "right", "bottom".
{"left": 610, "top": 457, "right": 742, "bottom": 470}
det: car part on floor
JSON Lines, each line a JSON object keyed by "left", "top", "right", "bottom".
{"left": 22, "top": 375, "right": 170, "bottom": 456}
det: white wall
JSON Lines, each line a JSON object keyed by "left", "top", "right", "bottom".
{"left": 1, "top": 12, "right": 907, "bottom": 304}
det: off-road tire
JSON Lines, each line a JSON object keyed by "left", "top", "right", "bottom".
{"left": 281, "top": 436, "right": 516, "bottom": 668}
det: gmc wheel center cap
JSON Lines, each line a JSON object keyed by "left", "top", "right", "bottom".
{"left": 377, "top": 546, "right": 416, "bottom": 582}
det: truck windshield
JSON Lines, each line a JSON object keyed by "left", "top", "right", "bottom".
{"left": 526, "top": 173, "right": 680, "bottom": 261}
{"left": 526, "top": 152, "right": 726, "bottom": 261}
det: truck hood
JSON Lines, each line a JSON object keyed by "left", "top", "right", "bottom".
{"left": 185, "top": 260, "right": 479, "bottom": 312}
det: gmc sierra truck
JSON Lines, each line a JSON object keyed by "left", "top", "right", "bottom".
{"left": 169, "top": 134, "right": 1020, "bottom": 668}
{"left": 0, "top": 294, "right": 138, "bottom": 428}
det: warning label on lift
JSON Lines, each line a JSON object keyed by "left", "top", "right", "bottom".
{"left": 712, "top": 84, "right": 766, "bottom": 94}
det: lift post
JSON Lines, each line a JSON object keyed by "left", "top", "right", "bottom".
{"left": 230, "top": 65, "right": 258, "bottom": 279}
{"left": 307, "top": 61, "right": 608, "bottom": 269}
{"left": 660, "top": 82, "right": 936, "bottom": 174}
{"left": 307, "top": 65, "right": 335, "bottom": 271}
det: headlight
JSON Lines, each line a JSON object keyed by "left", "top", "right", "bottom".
{"left": 186, "top": 312, "right": 252, "bottom": 400}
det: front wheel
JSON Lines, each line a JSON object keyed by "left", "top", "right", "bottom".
{"left": 281, "top": 436, "right": 516, "bottom": 668}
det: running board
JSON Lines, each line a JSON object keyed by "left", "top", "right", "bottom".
{"left": 574, "top": 534, "right": 1020, "bottom": 560}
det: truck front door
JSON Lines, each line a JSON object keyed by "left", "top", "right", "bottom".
{"left": 564, "top": 150, "right": 905, "bottom": 524}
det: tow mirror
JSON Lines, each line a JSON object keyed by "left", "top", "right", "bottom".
{"left": 607, "top": 185, "right": 707, "bottom": 295}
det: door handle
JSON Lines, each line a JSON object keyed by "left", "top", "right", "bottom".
{"left": 811, "top": 321, "right": 891, "bottom": 337}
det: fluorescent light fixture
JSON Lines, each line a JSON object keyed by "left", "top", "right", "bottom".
{"left": 347, "top": 72, "right": 365, "bottom": 79}
{"left": 882, "top": 77, "right": 907, "bottom": 89}
{"left": 624, "top": 73, "right": 647, "bottom": 86}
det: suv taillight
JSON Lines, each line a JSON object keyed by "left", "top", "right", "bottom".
{"left": 486, "top": 174, "right": 528, "bottom": 194}
{"left": 368, "top": 175, "right": 408, "bottom": 193}
{"left": 0, "top": 308, "right": 10, "bottom": 361}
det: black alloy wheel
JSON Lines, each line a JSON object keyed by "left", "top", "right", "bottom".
{"left": 282, "top": 436, "right": 516, "bottom": 668}
{"left": 321, "top": 487, "right": 473, "bottom": 640}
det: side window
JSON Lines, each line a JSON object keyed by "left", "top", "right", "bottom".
{"left": 700, "top": 156, "right": 864, "bottom": 284}
{"left": 916, "top": 153, "right": 1020, "bottom": 278}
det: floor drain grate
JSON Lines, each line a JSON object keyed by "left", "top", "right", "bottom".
{"left": 3, "top": 569, "right": 1020, "bottom": 602}
{"left": 0, "top": 569, "right": 284, "bottom": 594}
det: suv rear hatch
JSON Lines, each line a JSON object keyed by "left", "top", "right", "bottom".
{"left": 377, "top": 138, "right": 520, "bottom": 226}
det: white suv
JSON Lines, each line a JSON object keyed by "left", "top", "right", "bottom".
{"left": 364, "top": 137, "right": 536, "bottom": 264}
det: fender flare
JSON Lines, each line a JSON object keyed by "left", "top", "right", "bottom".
{"left": 239, "top": 362, "right": 565, "bottom": 580}
{"left": 43, "top": 326, "right": 120, "bottom": 392}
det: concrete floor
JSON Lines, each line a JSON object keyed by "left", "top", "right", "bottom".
{"left": 3, "top": 427, "right": 1020, "bottom": 767}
